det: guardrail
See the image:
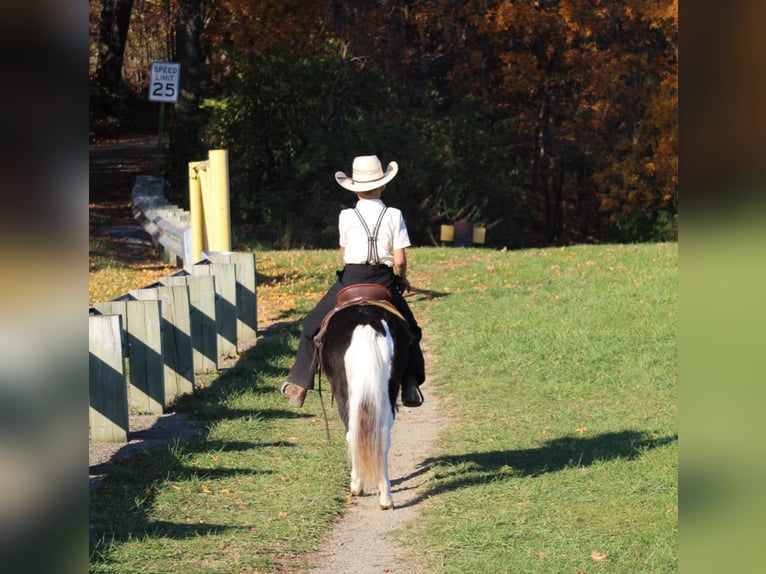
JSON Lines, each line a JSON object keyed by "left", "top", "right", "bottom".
{"left": 131, "top": 149, "right": 231, "bottom": 266}
{"left": 89, "top": 251, "right": 258, "bottom": 443}
{"left": 131, "top": 175, "right": 192, "bottom": 265}
{"left": 90, "top": 172, "right": 256, "bottom": 443}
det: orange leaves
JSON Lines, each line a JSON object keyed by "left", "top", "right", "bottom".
{"left": 88, "top": 260, "right": 176, "bottom": 307}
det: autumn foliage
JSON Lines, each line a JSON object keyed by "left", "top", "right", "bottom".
{"left": 91, "top": 0, "right": 677, "bottom": 247}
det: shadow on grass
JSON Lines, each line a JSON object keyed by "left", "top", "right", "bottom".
{"left": 407, "top": 286, "right": 450, "bottom": 301}
{"left": 399, "top": 430, "right": 677, "bottom": 506}
{"left": 89, "top": 327, "right": 305, "bottom": 559}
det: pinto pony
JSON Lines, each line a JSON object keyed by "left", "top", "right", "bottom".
{"left": 316, "top": 284, "right": 411, "bottom": 510}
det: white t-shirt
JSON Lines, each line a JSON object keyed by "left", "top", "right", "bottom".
{"left": 339, "top": 198, "right": 411, "bottom": 267}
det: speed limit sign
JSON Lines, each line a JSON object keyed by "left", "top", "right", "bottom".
{"left": 148, "top": 62, "right": 181, "bottom": 103}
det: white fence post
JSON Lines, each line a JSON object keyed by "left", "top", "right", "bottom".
{"left": 89, "top": 314, "right": 129, "bottom": 442}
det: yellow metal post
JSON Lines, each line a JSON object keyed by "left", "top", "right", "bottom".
{"left": 207, "top": 149, "right": 231, "bottom": 252}
{"left": 188, "top": 160, "right": 207, "bottom": 263}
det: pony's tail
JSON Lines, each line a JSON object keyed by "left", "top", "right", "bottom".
{"left": 344, "top": 321, "right": 394, "bottom": 490}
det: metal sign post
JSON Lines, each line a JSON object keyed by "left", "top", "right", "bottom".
{"left": 148, "top": 62, "right": 181, "bottom": 175}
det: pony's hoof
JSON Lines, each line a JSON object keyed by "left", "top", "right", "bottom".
{"left": 379, "top": 500, "right": 394, "bottom": 510}
{"left": 350, "top": 480, "right": 364, "bottom": 497}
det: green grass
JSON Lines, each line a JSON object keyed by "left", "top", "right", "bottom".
{"left": 401, "top": 243, "right": 677, "bottom": 573}
{"left": 89, "top": 243, "right": 677, "bottom": 573}
{"left": 89, "top": 335, "right": 351, "bottom": 573}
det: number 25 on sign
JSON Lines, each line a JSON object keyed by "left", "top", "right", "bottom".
{"left": 149, "top": 62, "right": 180, "bottom": 103}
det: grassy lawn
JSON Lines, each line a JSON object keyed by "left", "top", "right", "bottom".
{"left": 89, "top": 243, "right": 677, "bottom": 573}
{"left": 402, "top": 244, "right": 677, "bottom": 573}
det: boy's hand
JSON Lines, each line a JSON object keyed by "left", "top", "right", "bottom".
{"left": 395, "top": 275, "right": 411, "bottom": 294}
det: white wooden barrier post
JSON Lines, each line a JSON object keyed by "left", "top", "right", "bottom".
{"left": 187, "top": 259, "right": 238, "bottom": 364}
{"left": 130, "top": 284, "right": 195, "bottom": 402}
{"left": 161, "top": 273, "right": 218, "bottom": 373}
{"left": 204, "top": 252, "right": 258, "bottom": 351}
{"left": 94, "top": 299, "right": 165, "bottom": 415}
{"left": 89, "top": 314, "right": 130, "bottom": 442}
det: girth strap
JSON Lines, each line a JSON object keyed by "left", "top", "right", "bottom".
{"left": 353, "top": 207, "right": 387, "bottom": 265}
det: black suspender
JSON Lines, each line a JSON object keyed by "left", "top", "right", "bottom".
{"left": 353, "top": 207, "right": 388, "bottom": 265}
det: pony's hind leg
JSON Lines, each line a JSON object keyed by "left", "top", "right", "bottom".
{"left": 350, "top": 467, "right": 364, "bottom": 496}
{"left": 348, "top": 432, "right": 364, "bottom": 496}
{"left": 377, "top": 414, "right": 394, "bottom": 510}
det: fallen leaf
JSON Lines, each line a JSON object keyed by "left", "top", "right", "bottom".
{"left": 575, "top": 426, "right": 588, "bottom": 434}
{"left": 591, "top": 550, "right": 608, "bottom": 562}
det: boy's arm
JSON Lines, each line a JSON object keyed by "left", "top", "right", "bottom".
{"left": 393, "top": 248, "right": 410, "bottom": 293}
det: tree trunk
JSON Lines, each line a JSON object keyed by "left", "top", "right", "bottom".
{"left": 167, "top": 0, "right": 204, "bottom": 204}
{"left": 94, "top": 0, "right": 135, "bottom": 91}
{"left": 531, "top": 94, "right": 551, "bottom": 245}
{"left": 175, "top": 0, "right": 202, "bottom": 117}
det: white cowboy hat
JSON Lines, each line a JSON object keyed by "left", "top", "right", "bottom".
{"left": 335, "top": 155, "right": 399, "bottom": 192}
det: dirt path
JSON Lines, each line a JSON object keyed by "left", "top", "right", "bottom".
{"left": 294, "top": 367, "right": 444, "bottom": 574}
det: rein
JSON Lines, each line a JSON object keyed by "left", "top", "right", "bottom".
{"left": 311, "top": 343, "right": 332, "bottom": 443}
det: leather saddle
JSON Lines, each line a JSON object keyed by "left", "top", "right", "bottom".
{"left": 314, "top": 283, "right": 406, "bottom": 347}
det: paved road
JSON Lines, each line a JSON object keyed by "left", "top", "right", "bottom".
{"left": 89, "top": 136, "right": 168, "bottom": 266}
{"left": 89, "top": 135, "right": 158, "bottom": 204}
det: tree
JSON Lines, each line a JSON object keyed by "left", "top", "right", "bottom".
{"left": 92, "top": 0, "right": 677, "bottom": 246}
{"left": 93, "top": 0, "right": 135, "bottom": 91}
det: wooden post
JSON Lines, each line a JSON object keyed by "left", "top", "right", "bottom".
{"left": 94, "top": 300, "right": 165, "bottom": 415}
{"left": 204, "top": 251, "right": 258, "bottom": 351}
{"left": 188, "top": 259, "right": 238, "bottom": 364}
{"left": 130, "top": 284, "right": 195, "bottom": 403}
{"left": 89, "top": 314, "right": 129, "bottom": 442}
{"left": 161, "top": 273, "right": 218, "bottom": 373}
